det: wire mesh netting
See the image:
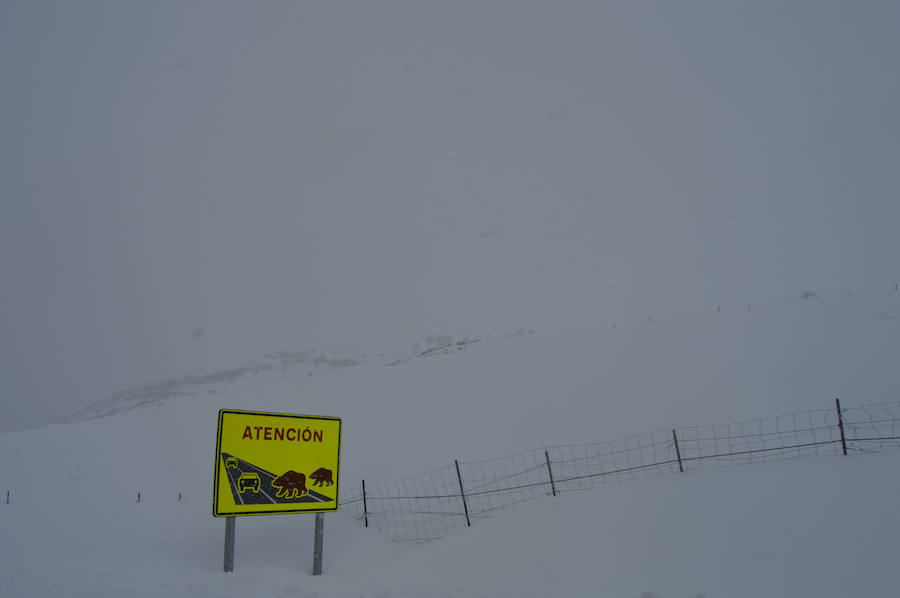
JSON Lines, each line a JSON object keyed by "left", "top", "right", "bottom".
{"left": 843, "top": 402, "right": 900, "bottom": 452}
{"left": 340, "top": 463, "right": 466, "bottom": 543}
{"left": 675, "top": 408, "right": 842, "bottom": 469}
{"left": 339, "top": 400, "right": 900, "bottom": 544}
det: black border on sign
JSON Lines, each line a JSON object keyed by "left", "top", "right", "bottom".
{"left": 213, "top": 409, "right": 342, "bottom": 517}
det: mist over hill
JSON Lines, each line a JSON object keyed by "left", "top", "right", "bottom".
{"left": 4, "top": 0, "right": 900, "bottom": 432}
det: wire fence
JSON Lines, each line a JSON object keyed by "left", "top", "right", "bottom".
{"left": 338, "top": 400, "right": 900, "bottom": 544}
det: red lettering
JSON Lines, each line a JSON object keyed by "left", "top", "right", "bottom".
{"left": 242, "top": 426, "right": 252, "bottom": 439}
{"left": 313, "top": 430, "right": 323, "bottom": 442}
{"left": 286, "top": 428, "right": 296, "bottom": 441}
{"left": 254, "top": 426, "right": 262, "bottom": 439}
{"left": 264, "top": 427, "right": 272, "bottom": 441}
{"left": 274, "top": 427, "right": 284, "bottom": 441}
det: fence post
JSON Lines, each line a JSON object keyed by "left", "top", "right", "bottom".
{"left": 545, "top": 450, "right": 557, "bottom": 497}
{"left": 362, "top": 479, "right": 368, "bottom": 528}
{"left": 836, "top": 398, "right": 848, "bottom": 456}
{"left": 454, "top": 460, "right": 471, "bottom": 527}
{"left": 672, "top": 430, "right": 684, "bottom": 473}
{"left": 5, "top": 490, "right": 8, "bottom": 504}
{"left": 136, "top": 492, "right": 141, "bottom": 503}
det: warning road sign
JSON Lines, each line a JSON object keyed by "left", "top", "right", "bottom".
{"left": 213, "top": 409, "right": 341, "bottom": 517}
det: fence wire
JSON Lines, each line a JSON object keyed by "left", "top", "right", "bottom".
{"left": 339, "top": 400, "right": 900, "bottom": 544}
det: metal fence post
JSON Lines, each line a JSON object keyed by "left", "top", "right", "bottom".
{"left": 545, "top": 450, "right": 557, "bottom": 497}
{"left": 362, "top": 480, "right": 369, "bottom": 528}
{"left": 312, "top": 512, "right": 325, "bottom": 575}
{"left": 673, "top": 430, "right": 684, "bottom": 473}
{"left": 454, "top": 460, "right": 471, "bottom": 527}
{"left": 223, "top": 516, "right": 236, "bottom": 572}
{"left": 836, "top": 398, "right": 848, "bottom": 455}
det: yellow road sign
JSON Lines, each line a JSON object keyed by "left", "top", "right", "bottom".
{"left": 213, "top": 409, "right": 342, "bottom": 517}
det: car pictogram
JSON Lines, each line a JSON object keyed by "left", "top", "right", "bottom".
{"left": 225, "top": 457, "right": 238, "bottom": 469}
{"left": 238, "top": 472, "right": 260, "bottom": 493}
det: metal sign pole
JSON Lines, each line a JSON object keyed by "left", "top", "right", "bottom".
{"left": 224, "top": 516, "right": 236, "bottom": 572}
{"left": 312, "top": 512, "right": 325, "bottom": 575}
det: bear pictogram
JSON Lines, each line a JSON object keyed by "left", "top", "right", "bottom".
{"left": 309, "top": 467, "right": 333, "bottom": 487}
{"left": 272, "top": 470, "right": 307, "bottom": 499}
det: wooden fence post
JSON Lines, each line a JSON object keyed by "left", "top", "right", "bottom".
{"left": 673, "top": 430, "right": 684, "bottom": 473}
{"left": 454, "top": 460, "right": 471, "bottom": 527}
{"left": 836, "top": 398, "right": 848, "bottom": 455}
{"left": 362, "top": 479, "right": 369, "bottom": 528}
{"left": 545, "top": 450, "right": 557, "bottom": 497}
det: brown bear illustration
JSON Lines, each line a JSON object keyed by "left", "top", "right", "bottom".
{"left": 272, "top": 470, "right": 307, "bottom": 499}
{"left": 309, "top": 467, "right": 333, "bottom": 487}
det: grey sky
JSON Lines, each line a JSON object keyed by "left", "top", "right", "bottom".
{"left": 2, "top": 0, "right": 899, "bottom": 432}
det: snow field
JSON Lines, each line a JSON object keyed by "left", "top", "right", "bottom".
{"left": 1, "top": 288, "right": 899, "bottom": 596}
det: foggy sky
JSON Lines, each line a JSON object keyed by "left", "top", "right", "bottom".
{"left": 2, "top": 0, "right": 899, "bottom": 432}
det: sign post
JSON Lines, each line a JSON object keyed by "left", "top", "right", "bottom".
{"left": 224, "top": 516, "right": 235, "bottom": 572}
{"left": 213, "top": 409, "right": 342, "bottom": 573}
{"left": 312, "top": 512, "right": 324, "bottom": 575}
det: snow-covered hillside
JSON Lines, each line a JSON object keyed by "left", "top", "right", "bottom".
{"left": 1, "top": 287, "right": 899, "bottom": 597}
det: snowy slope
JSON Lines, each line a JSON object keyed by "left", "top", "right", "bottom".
{"left": 1, "top": 287, "right": 899, "bottom": 597}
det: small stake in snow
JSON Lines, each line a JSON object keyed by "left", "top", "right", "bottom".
{"left": 5, "top": 490, "right": 8, "bottom": 504}
{"left": 136, "top": 492, "right": 141, "bottom": 503}
{"left": 178, "top": 492, "right": 183, "bottom": 501}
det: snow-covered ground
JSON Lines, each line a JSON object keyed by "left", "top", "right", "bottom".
{"left": 1, "top": 287, "right": 899, "bottom": 597}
